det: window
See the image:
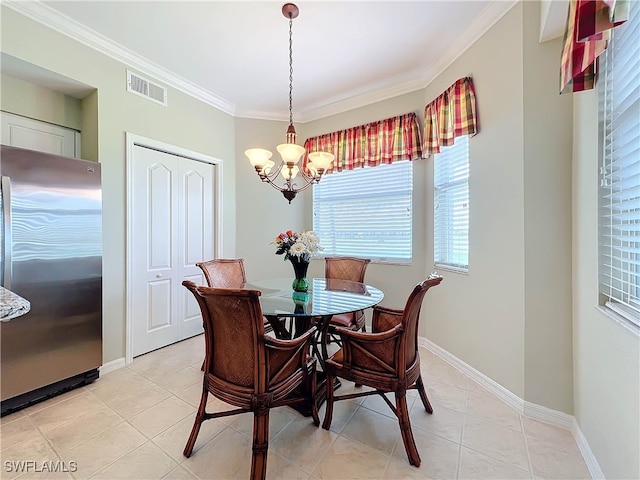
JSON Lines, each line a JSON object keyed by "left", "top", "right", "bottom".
{"left": 598, "top": 1, "right": 640, "bottom": 327}
{"left": 434, "top": 135, "right": 469, "bottom": 271}
{"left": 313, "top": 160, "right": 412, "bottom": 263}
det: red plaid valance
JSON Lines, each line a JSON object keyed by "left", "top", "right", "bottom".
{"left": 302, "top": 112, "right": 422, "bottom": 174}
{"left": 560, "top": 0, "right": 628, "bottom": 93}
{"left": 422, "top": 77, "right": 478, "bottom": 157}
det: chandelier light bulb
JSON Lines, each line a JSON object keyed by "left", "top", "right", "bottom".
{"left": 282, "top": 165, "right": 299, "bottom": 181}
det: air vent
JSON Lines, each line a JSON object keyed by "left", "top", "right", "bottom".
{"left": 126, "top": 70, "right": 167, "bottom": 106}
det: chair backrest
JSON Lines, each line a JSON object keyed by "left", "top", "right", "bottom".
{"left": 401, "top": 275, "right": 443, "bottom": 369}
{"left": 325, "top": 256, "right": 370, "bottom": 283}
{"left": 197, "top": 258, "right": 247, "bottom": 288}
{"left": 183, "top": 280, "right": 265, "bottom": 390}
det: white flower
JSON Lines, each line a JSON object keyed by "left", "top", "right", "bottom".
{"left": 289, "top": 242, "right": 306, "bottom": 257}
{"left": 304, "top": 231, "right": 320, "bottom": 244}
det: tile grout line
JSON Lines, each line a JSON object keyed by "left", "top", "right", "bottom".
{"left": 456, "top": 379, "right": 470, "bottom": 480}
{"left": 519, "top": 413, "right": 536, "bottom": 480}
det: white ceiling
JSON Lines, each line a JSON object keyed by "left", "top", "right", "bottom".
{"left": 3, "top": 1, "right": 568, "bottom": 122}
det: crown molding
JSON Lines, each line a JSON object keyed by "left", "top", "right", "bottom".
{"left": 4, "top": 0, "right": 518, "bottom": 122}
{"left": 3, "top": 0, "right": 237, "bottom": 117}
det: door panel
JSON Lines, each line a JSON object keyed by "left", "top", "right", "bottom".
{"left": 178, "top": 162, "right": 213, "bottom": 340}
{"left": 184, "top": 171, "right": 205, "bottom": 265}
{"left": 131, "top": 144, "right": 214, "bottom": 355}
{"left": 148, "top": 280, "right": 173, "bottom": 331}
{"left": 148, "top": 164, "right": 173, "bottom": 269}
{"left": 132, "top": 148, "right": 179, "bottom": 355}
{"left": 181, "top": 273, "right": 205, "bottom": 337}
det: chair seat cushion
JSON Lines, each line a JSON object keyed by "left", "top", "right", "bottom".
{"left": 329, "top": 313, "right": 355, "bottom": 328}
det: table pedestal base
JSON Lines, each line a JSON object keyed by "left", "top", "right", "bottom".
{"left": 265, "top": 314, "right": 342, "bottom": 418}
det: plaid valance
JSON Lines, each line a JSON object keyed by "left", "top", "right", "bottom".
{"left": 302, "top": 112, "right": 422, "bottom": 174}
{"left": 422, "top": 77, "right": 478, "bottom": 157}
{"left": 560, "top": 0, "right": 628, "bottom": 94}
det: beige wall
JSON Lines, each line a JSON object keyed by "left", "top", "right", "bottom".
{"left": 1, "top": 5, "right": 237, "bottom": 364}
{"left": 420, "top": 4, "right": 529, "bottom": 400}
{"left": 522, "top": 1, "right": 574, "bottom": 413}
{"left": 573, "top": 89, "right": 640, "bottom": 479}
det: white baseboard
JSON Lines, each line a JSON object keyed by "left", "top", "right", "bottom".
{"left": 99, "top": 357, "right": 126, "bottom": 376}
{"left": 418, "top": 336, "right": 602, "bottom": 479}
{"left": 573, "top": 420, "right": 606, "bottom": 480}
{"left": 523, "top": 399, "right": 574, "bottom": 430}
{"left": 419, "top": 336, "right": 525, "bottom": 413}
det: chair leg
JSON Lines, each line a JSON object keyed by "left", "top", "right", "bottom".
{"left": 396, "top": 389, "right": 421, "bottom": 467}
{"left": 415, "top": 374, "right": 433, "bottom": 414}
{"left": 250, "top": 410, "right": 269, "bottom": 480}
{"left": 322, "top": 371, "right": 335, "bottom": 430}
{"left": 304, "top": 360, "right": 320, "bottom": 426}
{"left": 183, "top": 386, "right": 208, "bottom": 457}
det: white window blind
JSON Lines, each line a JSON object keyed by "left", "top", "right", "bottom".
{"left": 598, "top": 1, "right": 640, "bottom": 327}
{"left": 434, "top": 135, "right": 469, "bottom": 270}
{"left": 313, "top": 160, "right": 412, "bottom": 263}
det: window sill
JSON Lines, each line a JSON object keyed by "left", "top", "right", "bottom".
{"left": 318, "top": 255, "right": 411, "bottom": 266}
{"left": 594, "top": 305, "right": 640, "bottom": 337}
{"left": 434, "top": 264, "right": 469, "bottom": 275}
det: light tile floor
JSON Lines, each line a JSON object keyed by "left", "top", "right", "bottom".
{"left": 1, "top": 335, "right": 592, "bottom": 479}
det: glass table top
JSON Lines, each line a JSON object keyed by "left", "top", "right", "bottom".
{"left": 244, "top": 277, "right": 384, "bottom": 317}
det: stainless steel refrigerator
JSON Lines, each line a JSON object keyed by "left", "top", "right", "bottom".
{"left": 1, "top": 145, "right": 102, "bottom": 415}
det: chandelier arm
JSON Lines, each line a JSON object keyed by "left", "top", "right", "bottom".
{"left": 289, "top": 178, "right": 317, "bottom": 193}
{"left": 258, "top": 158, "right": 288, "bottom": 183}
{"left": 297, "top": 168, "right": 320, "bottom": 183}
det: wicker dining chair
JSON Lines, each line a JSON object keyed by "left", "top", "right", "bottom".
{"left": 321, "top": 274, "right": 443, "bottom": 467}
{"left": 182, "top": 280, "right": 319, "bottom": 480}
{"left": 196, "top": 258, "right": 272, "bottom": 334}
{"left": 196, "top": 258, "right": 248, "bottom": 289}
{"left": 195, "top": 259, "right": 272, "bottom": 372}
{"left": 324, "top": 256, "right": 371, "bottom": 332}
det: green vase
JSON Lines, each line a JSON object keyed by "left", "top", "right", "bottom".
{"left": 290, "top": 257, "right": 310, "bottom": 292}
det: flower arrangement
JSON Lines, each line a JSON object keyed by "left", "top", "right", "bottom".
{"left": 273, "top": 230, "right": 322, "bottom": 262}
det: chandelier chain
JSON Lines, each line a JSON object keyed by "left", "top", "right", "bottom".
{"left": 288, "top": 15, "right": 294, "bottom": 126}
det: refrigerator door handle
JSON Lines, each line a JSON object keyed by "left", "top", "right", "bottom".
{"left": 1, "top": 176, "right": 12, "bottom": 289}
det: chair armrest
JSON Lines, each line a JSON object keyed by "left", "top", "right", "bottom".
{"left": 334, "top": 323, "right": 402, "bottom": 343}
{"left": 371, "top": 305, "right": 404, "bottom": 333}
{"left": 264, "top": 325, "right": 316, "bottom": 350}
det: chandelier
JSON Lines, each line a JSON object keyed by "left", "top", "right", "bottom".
{"left": 245, "top": 3, "right": 334, "bottom": 203}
